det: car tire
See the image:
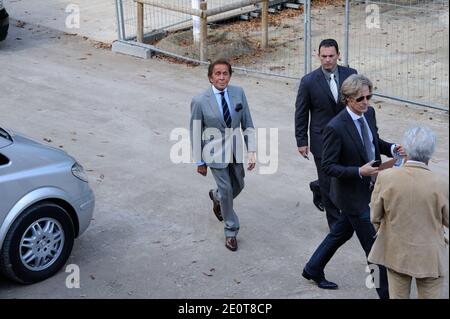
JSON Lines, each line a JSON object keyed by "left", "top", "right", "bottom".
{"left": 0, "top": 9, "right": 9, "bottom": 41}
{"left": 0, "top": 202, "right": 75, "bottom": 284}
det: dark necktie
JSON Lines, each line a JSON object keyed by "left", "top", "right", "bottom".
{"left": 220, "top": 91, "right": 231, "bottom": 128}
{"left": 357, "top": 117, "right": 374, "bottom": 162}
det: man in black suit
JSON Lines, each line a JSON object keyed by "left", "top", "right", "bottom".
{"left": 295, "top": 39, "right": 357, "bottom": 229}
{"left": 302, "top": 74, "right": 405, "bottom": 299}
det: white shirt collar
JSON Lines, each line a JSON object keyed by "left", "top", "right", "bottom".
{"left": 212, "top": 85, "right": 228, "bottom": 95}
{"left": 406, "top": 160, "right": 426, "bottom": 165}
{"left": 346, "top": 106, "right": 364, "bottom": 121}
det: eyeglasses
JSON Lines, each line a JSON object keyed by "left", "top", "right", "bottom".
{"left": 355, "top": 95, "right": 372, "bottom": 102}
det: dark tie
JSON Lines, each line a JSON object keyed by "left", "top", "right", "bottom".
{"left": 358, "top": 117, "right": 374, "bottom": 162}
{"left": 220, "top": 91, "right": 231, "bottom": 128}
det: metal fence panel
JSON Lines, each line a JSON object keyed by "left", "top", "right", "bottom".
{"left": 116, "top": 0, "right": 449, "bottom": 110}
{"left": 120, "top": 0, "right": 307, "bottom": 78}
{"left": 301, "top": 0, "right": 448, "bottom": 109}
{"left": 348, "top": 0, "right": 449, "bottom": 109}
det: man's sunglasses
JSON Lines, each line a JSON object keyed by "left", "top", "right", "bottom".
{"left": 355, "top": 94, "right": 373, "bottom": 102}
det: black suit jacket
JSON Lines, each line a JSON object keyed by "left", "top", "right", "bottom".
{"left": 295, "top": 65, "right": 357, "bottom": 157}
{"left": 321, "top": 107, "right": 393, "bottom": 214}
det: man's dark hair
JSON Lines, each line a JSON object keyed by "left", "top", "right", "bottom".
{"left": 208, "top": 59, "right": 233, "bottom": 78}
{"left": 319, "top": 39, "right": 339, "bottom": 54}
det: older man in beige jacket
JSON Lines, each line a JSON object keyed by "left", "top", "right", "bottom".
{"left": 368, "top": 126, "right": 449, "bottom": 299}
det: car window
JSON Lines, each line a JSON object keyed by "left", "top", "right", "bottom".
{"left": 0, "top": 127, "right": 12, "bottom": 141}
{"left": 0, "top": 153, "right": 9, "bottom": 165}
{"left": 0, "top": 127, "right": 13, "bottom": 149}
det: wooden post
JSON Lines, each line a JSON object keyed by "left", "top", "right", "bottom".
{"left": 136, "top": 1, "right": 144, "bottom": 43}
{"left": 199, "top": 1, "right": 208, "bottom": 62}
{"left": 261, "top": 0, "right": 268, "bottom": 48}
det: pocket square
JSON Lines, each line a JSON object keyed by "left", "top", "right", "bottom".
{"left": 235, "top": 103, "right": 243, "bottom": 112}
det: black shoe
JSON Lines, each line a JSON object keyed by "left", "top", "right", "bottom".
{"left": 309, "top": 182, "right": 324, "bottom": 212}
{"left": 302, "top": 269, "right": 338, "bottom": 290}
{"left": 313, "top": 198, "right": 325, "bottom": 212}
{"left": 225, "top": 237, "right": 238, "bottom": 251}
{"left": 209, "top": 189, "right": 223, "bottom": 221}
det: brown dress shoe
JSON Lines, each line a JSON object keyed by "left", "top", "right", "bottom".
{"left": 225, "top": 237, "right": 238, "bottom": 251}
{"left": 209, "top": 189, "right": 223, "bottom": 221}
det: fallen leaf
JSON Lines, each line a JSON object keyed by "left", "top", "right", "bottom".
{"left": 16, "top": 21, "right": 26, "bottom": 28}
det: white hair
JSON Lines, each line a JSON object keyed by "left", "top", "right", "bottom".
{"left": 402, "top": 126, "right": 436, "bottom": 163}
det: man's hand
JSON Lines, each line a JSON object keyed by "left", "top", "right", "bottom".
{"left": 247, "top": 152, "right": 256, "bottom": 171}
{"left": 394, "top": 144, "right": 407, "bottom": 157}
{"left": 197, "top": 164, "right": 207, "bottom": 176}
{"left": 359, "top": 160, "right": 380, "bottom": 177}
{"left": 298, "top": 146, "right": 309, "bottom": 159}
{"left": 373, "top": 223, "right": 380, "bottom": 233}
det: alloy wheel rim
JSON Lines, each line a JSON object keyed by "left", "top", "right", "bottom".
{"left": 19, "top": 218, "right": 65, "bottom": 271}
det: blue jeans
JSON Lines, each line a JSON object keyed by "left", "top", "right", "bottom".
{"left": 304, "top": 207, "right": 389, "bottom": 299}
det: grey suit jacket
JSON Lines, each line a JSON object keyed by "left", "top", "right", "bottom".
{"left": 190, "top": 85, "right": 256, "bottom": 169}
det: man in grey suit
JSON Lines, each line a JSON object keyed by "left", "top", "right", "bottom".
{"left": 190, "top": 59, "right": 256, "bottom": 252}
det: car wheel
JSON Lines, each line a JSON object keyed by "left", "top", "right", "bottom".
{"left": 0, "top": 9, "right": 9, "bottom": 41}
{"left": 0, "top": 202, "right": 75, "bottom": 284}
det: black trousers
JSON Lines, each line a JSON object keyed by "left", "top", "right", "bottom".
{"left": 314, "top": 156, "right": 340, "bottom": 230}
{"left": 305, "top": 207, "right": 389, "bottom": 299}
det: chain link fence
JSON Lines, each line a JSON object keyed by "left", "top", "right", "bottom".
{"left": 115, "top": 0, "right": 449, "bottom": 110}
{"left": 117, "top": 0, "right": 306, "bottom": 78}
{"left": 348, "top": 0, "right": 448, "bottom": 109}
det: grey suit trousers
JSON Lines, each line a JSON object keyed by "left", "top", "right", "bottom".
{"left": 210, "top": 163, "right": 245, "bottom": 237}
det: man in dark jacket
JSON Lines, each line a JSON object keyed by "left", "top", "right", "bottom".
{"left": 295, "top": 39, "right": 357, "bottom": 229}
{"left": 302, "top": 74, "right": 405, "bottom": 299}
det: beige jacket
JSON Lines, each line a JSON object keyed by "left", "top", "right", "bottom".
{"left": 368, "top": 161, "right": 449, "bottom": 278}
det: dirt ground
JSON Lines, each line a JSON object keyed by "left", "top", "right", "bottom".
{"left": 0, "top": 21, "right": 448, "bottom": 299}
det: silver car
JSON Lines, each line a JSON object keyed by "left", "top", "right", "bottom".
{"left": 0, "top": 127, "right": 95, "bottom": 284}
